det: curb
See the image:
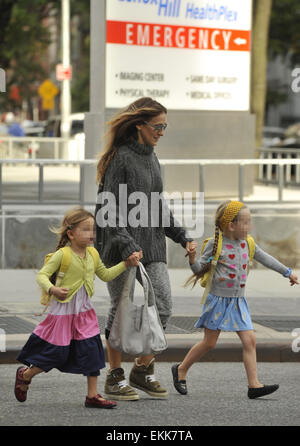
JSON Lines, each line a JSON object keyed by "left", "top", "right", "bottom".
{"left": 1, "top": 339, "right": 300, "bottom": 365}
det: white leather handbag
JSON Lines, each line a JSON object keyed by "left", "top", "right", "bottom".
{"left": 108, "top": 263, "right": 168, "bottom": 356}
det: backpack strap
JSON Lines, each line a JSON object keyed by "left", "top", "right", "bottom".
{"left": 246, "top": 235, "right": 255, "bottom": 265}
{"left": 55, "top": 246, "right": 72, "bottom": 286}
{"left": 246, "top": 235, "right": 255, "bottom": 276}
{"left": 37, "top": 246, "right": 71, "bottom": 316}
{"left": 201, "top": 237, "right": 212, "bottom": 255}
{"left": 201, "top": 233, "right": 223, "bottom": 305}
{"left": 87, "top": 246, "right": 99, "bottom": 271}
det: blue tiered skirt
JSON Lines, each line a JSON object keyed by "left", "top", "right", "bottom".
{"left": 194, "top": 293, "right": 253, "bottom": 331}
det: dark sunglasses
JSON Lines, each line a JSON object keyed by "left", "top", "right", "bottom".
{"left": 144, "top": 121, "right": 168, "bottom": 132}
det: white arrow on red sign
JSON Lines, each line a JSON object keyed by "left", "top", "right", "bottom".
{"left": 56, "top": 64, "right": 72, "bottom": 81}
{"left": 234, "top": 38, "right": 247, "bottom": 46}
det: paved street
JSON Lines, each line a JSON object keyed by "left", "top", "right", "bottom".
{"left": 1, "top": 362, "right": 300, "bottom": 427}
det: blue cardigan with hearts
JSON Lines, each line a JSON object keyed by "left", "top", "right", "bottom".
{"left": 190, "top": 235, "right": 290, "bottom": 298}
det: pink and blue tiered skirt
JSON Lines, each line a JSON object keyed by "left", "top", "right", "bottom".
{"left": 17, "top": 286, "right": 105, "bottom": 376}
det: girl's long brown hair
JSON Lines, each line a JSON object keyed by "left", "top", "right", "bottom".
{"left": 96, "top": 97, "right": 167, "bottom": 185}
{"left": 185, "top": 201, "right": 231, "bottom": 288}
{"left": 51, "top": 207, "right": 94, "bottom": 251}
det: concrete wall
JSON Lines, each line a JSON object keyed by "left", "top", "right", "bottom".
{"left": 156, "top": 111, "right": 255, "bottom": 197}
{"left": 2, "top": 205, "right": 300, "bottom": 270}
{"left": 105, "top": 109, "right": 256, "bottom": 198}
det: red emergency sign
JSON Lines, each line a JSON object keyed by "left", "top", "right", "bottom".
{"left": 106, "top": 20, "right": 251, "bottom": 52}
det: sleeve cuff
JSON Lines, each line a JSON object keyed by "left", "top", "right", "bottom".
{"left": 190, "top": 260, "right": 201, "bottom": 274}
{"left": 179, "top": 235, "right": 194, "bottom": 249}
{"left": 283, "top": 267, "right": 292, "bottom": 278}
{"left": 121, "top": 242, "right": 142, "bottom": 260}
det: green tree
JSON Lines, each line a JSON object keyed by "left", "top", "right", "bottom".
{"left": 251, "top": 0, "right": 273, "bottom": 151}
{"left": 70, "top": 0, "right": 90, "bottom": 113}
{"left": 0, "top": 0, "right": 57, "bottom": 114}
{"left": 269, "top": 0, "right": 300, "bottom": 65}
{"left": 266, "top": 0, "right": 300, "bottom": 112}
{"left": 0, "top": 0, "right": 90, "bottom": 116}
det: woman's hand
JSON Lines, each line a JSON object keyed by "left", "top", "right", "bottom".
{"left": 125, "top": 250, "right": 143, "bottom": 267}
{"left": 49, "top": 286, "right": 69, "bottom": 300}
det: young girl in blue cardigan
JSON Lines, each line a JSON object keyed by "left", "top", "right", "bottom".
{"left": 172, "top": 201, "right": 298, "bottom": 399}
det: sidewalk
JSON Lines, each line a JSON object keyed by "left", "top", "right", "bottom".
{"left": 1, "top": 268, "right": 300, "bottom": 364}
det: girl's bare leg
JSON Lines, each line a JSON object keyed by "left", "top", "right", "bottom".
{"left": 178, "top": 328, "right": 221, "bottom": 380}
{"left": 87, "top": 376, "right": 104, "bottom": 399}
{"left": 237, "top": 330, "right": 263, "bottom": 388}
{"left": 23, "top": 366, "right": 43, "bottom": 381}
{"left": 19, "top": 366, "right": 43, "bottom": 391}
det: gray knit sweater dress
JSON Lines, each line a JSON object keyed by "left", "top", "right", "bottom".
{"left": 95, "top": 137, "right": 192, "bottom": 265}
{"left": 95, "top": 137, "right": 192, "bottom": 331}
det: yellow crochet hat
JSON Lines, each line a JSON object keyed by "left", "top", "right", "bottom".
{"left": 219, "top": 201, "right": 244, "bottom": 232}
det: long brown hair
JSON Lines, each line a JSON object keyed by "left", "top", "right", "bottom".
{"left": 185, "top": 200, "right": 237, "bottom": 288}
{"left": 96, "top": 97, "right": 167, "bottom": 184}
{"left": 51, "top": 207, "right": 94, "bottom": 251}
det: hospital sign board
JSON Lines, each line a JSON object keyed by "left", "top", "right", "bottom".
{"left": 106, "top": 0, "right": 252, "bottom": 110}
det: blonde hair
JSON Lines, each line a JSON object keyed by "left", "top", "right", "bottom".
{"left": 96, "top": 97, "right": 167, "bottom": 184}
{"left": 51, "top": 207, "right": 94, "bottom": 251}
{"left": 185, "top": 200, "right": 245, "bottom": 288}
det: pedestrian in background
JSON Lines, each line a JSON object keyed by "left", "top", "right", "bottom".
{"left": 95, "top": 97, "right": 195, "bottom": 401}
{"left": 172, "top": 200, "right": 298, "bottom": 398}
{"left": 15, "top": 207, "right": 137, "bottom": 408}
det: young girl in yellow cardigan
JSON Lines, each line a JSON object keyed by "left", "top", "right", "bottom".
{"left": 14, "top": 207, "right": 139, "bottom": 408}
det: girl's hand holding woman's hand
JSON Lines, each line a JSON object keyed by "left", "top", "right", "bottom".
{"left": 185, "top": 241, "right": 198, "bottom": 264}
{"left": 125, "top": 250, "right": 143, "bottom": 267}
{"left": 49, "top": 286, "right": 69, "bottom": 300}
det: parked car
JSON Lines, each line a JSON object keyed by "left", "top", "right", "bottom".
{"left": 23, "top": 120, "right": 46, "bottom": 137}
{"left": 278, "top": 123, "right": 300, "bottom": 149}
{"left": 44, "top": 113, "right": 84, "bottom": 137}
{"left": 262, "top": 126, "right": 284, "bottom": 147}
{"left": 41, "top": 113, "right": 85, "bottom": 160}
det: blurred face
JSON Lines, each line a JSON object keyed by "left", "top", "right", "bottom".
{"left": 230, "top": 207, "right": 252, "bottom": 240}
{"left": 68, "top": 217, "right": 95, "bottom": 248}
{"left": 136, "top": 112, "right": 167, "bottom": 147}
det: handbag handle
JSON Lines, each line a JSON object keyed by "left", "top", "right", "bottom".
{"left": 120, "top": 264, "right": 156, "bottom": 307}
{"left": 119, "top": 264, "right": 150, "bottom": 305}
{"left": 138, "top": 263, "right": 157, "bottom": 307}
{"left": 119, "top": 267, "right": 136, "bottom": 303}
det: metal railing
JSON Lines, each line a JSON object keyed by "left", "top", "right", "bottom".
{"left": 2, "top": 157, "right": 300, "bottom": 206}
{"left": 0, "top": 136, "right": 84, "bottom": 159}
{"left": 0, "top": 159, "right": 94, "bottom": 206}
{"left": 258, "top": 147, "right": 300, "bottom": 185}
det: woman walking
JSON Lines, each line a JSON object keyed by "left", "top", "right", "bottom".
{"left": 95, "top": 97, "right": 194, "bottom": 401}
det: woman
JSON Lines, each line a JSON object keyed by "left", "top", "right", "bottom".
{"left": 95, "top": 97, "right": 194, "bottom": 401}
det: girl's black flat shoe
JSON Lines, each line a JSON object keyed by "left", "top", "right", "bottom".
{"left": 171, "top": 364, "right": 187, "bottom": 395}
{"left": 248, "top": 384, "right": 279, "bottom": 399}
